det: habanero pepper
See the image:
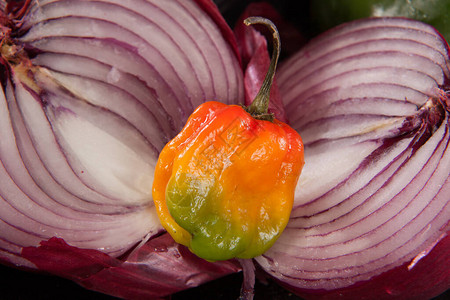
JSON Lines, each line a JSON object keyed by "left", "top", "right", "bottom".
{"left": 152, "top": 17, "right": 304, "bottom": 261}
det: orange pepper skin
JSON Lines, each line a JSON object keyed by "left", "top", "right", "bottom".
{"left": 152, "top": 101, "right": 304, "bottom": 261}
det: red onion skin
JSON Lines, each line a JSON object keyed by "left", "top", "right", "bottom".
{"left": 233, "top": 2, "right": 306, "bottom": 63}
{"left": 280, "top": 233, "right": 450, "bottom": 300}
{"left": 21, "top": 234, "right": 240, "bottom": 299}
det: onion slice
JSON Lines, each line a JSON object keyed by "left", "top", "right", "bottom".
{"left": 0, "top": 0, "right": 243, "bottom": 280}
{"left": 256, "top": 17, "right": 450, "bottom": 299}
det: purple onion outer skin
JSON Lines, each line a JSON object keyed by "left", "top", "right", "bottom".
{"left": 256, "top": 17, "right": 450, "bottom": 300}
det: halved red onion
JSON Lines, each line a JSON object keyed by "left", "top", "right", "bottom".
{"left": 0, "top": 0, "right": 243, "bottom": 276}
{"left": 256, "top": 17, "right": 450, "bottom": 299}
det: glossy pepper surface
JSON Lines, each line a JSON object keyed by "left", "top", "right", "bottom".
{"left": 152, "top": 17, "right": 304, "bottom": 261}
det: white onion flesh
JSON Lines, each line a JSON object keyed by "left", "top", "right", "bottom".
{"left": 257, "top": 17, "right": 450, "bottom": 291}
{"left": 0, "top": 0, "right": 243, "bottom": 266}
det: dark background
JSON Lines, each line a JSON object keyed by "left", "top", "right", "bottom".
{"left": 0, "top": 263, "right": 302, "bottom": 299}
{"left": 0, "top": 263, "right": 449, "bottom": 299}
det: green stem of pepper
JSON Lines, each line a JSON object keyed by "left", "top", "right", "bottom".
{"left": 244, "top": 17, "right": 281, "bottom": 122}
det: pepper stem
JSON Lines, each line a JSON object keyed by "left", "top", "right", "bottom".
{"left": 244, "top": 17, "right": 280, "bottom": 121}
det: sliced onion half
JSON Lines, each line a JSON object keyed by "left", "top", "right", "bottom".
{"left": 256, "top": 17, "right": 450, "bottom": 299}
{"left": 0, "top": 0, "right": 243, "bottom": 268}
